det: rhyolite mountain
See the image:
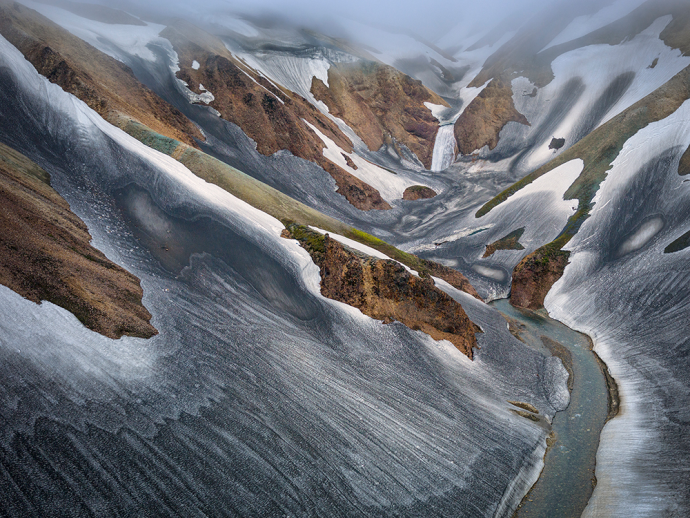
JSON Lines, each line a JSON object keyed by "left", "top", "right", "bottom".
{"left": 0, "top": 0, "right": 689, "bottom": 516}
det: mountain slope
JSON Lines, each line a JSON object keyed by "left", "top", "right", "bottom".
{"left": 0, "top": 0, "right": 202, "bottom": 147}
{"left": 0, "top": 140, "right": 156, "bottom": 338}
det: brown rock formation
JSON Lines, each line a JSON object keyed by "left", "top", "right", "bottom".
{"left": 421, "top": 261, "right": 482, "bottom": 300}
{"left": 161, "top": 22, "right": 390, "bottom": 211}
{"left": 510, "top": 245, "right": 569, "bottom": 310}
{"left": 402, "top": 185, "right": 437, "bottom": 200}
{"left": 454, "top": 78, "right": 530, "bottom": 155}
{"left": 311, "top": 61, "right": 449, "bottom": 169}
{"left": 483, "top": 228, "right": 525, "bottom": 258}
{"left": 0, "top": 142, "right": 157, "bottom": 339}
{"left": 286, "top": 226, "right": 480, "bottom": 357}
{"left": 0, "top": 1, "right": 202, "bottom": 148}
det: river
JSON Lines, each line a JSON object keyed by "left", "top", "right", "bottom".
{"left": 491, "top": 299, "right": 615, "bottom": 518}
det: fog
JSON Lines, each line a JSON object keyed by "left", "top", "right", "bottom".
{"left": 86, "top": 0, "right": 632, "bottom": 42}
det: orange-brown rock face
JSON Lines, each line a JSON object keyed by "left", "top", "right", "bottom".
{"left": 0, "top": 142, "right": 157, "bottom": 339}
{"left": 288, "top": 226, "right": 480, "bottom": 358}
{"left": 311, "top": 61, "right": 448, "bottom": 169}
{"left": 422, "top": 261, "right": 482, "bottom": 301}
{"left": 0, "top": 1, "right": 203, "bottom": 148}
{"left": 454, "top": 78, "right": 530, "bottom": 155}
{"left": 161, "top": 23, "right": 390, "bottom": 211}
{"left": 510, "top": 246, "right": 569, "bottom": 310}
{"left": 403, "top": 185, "right": 437, "bottom": 200}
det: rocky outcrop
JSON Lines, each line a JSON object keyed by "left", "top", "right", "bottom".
{"left": 0, "top": 141, "right": 157, "bottom": 339}
{"left": 403, "top": 185, "right": 437, "bottom": 200}
{"left": 510, "top": 244, "right": 569, "bottom": 310}
{"left": 454, "top": 78, "right": 530, "bottom": 155}
{"left": 161, "top": 22, "right": 390, "bottom": 211}
{"left": 549, "top": 138, "right": 566, "bottom": 150}
{"left": 0, "top": 1, "right": 203, "bottom": 148}
{"left": 483, "top": 228, "right": 525, "bottom": 258}
{"left": 311, "top": 61, "right": 449, "bottom": 169}
{"left": 285, "top": 225, "right": 480, "bottom": 358}
{"left": 421, "top": 261, "right": 482, "bottom": 300}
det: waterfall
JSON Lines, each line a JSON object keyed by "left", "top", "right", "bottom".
{"left": 430, "top": 124, "right": 457, "bottom": 172}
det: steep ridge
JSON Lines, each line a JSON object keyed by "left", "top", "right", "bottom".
{"left": 471, "top": 0, "right": 690, "bottom": 89}
{"left": 0, "top": 141, "right": 156, "bottom": 339}
{"left": 161, "top": 22, "right": 391, "bottom": 211}
{"left": 311, "top": 61, "right": 449, "bottom": 169}
{"left": 120, "top": 119, "right": 480, "bottom": 300}
{"left": 0, "top": 1, "right": 202, "bottom": 147}
{"left": 454, "top": 78, "right": 530, "bottom": 155}
{"left": 478, "top": 64, "right": 690, "bottom": 308}
{"left": 454, "top": 0, "right": 690, "bottom": 158}
{"left": 284, "top": 225, "right": 480, "bottom": 358}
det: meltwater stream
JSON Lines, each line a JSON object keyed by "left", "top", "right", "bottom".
{"left": 491, "top": 300, "right": 611, "bottom": 518}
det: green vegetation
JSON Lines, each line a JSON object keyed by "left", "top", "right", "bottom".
{"left": 283, "top": 223, "right": 326, "bottom": 255}
{"left": 477, "top": 65, "right": 690, "bottom": 262}
{"left": 117, "top": 118, "right": 447, "bottom": 281}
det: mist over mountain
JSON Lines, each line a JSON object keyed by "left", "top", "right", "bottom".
{"left": 0, "top": 0, "right": 689, "bottom": 516}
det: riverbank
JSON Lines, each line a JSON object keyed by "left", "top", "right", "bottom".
{"left": 490, "top": 300, "right": 616, "bottom": 518}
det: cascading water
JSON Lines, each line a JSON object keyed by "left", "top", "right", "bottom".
{"left": 431, "top": 124, "right": 457, "bottom": 172}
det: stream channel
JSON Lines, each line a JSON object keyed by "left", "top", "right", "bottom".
{"left": 490, "top": 299, "right": 615, "bottom": 518}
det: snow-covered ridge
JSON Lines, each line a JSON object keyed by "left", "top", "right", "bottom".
{"left": 499, "top": 15, "right": 690, "bottom": 174}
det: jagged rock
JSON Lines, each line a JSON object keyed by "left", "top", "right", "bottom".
{"left": 162, "top": 22, "right": 390, "bottom": 211}
{"left": 0, "top": 142, "right": 157, "bottom": 339}
{"left": 510, "top": 245, "right": 569, "bottom": 310}
{"left": 679, "top": 144, "right": 690, "bottom": 175}
{"left": 483, "top": 228, "right": 525, "bottom": 258}
{"left": 403, "top": 185, "right": 437, "bottom": 200}
{"left": 287, "top": 226, "right": 480, "bottom": 358}
{"left": 454, "top": 78, "right": 530, "bottom": 155}
{"left": 0, "top": 1, "right": 203, "bottom": 148}
{"left": 549, "top": 138, "right": 566, "bottom": 150}
{"left": 311, "top": 61, "right": 448, "bottom": 169}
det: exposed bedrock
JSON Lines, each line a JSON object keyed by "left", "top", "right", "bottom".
{"left": 402, "top": 185, "right": 437, "bottom": 200}
{"left": 162, "top": 23, "right": 390, "bottom": 211}
{"left": 285, "top": 225, "right": 480, "bottom": 358}
{"left": 454, "top": 78, "right": 530, "bottom": 155}
{"left": 510, "top": 242, "right": 570, "bottom": 310}
{"left": 483, "top": 228, "right": 525, "bottom": 258}
{"left": 0, "top": 1, "right": 202, "bottom": 147}
{"left": 311, "top": 61, "right": 448, "bottom": 169}
{"left": 0, "top": 142, "right": 156, "bottom": 339}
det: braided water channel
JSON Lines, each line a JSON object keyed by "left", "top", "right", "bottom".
{"left": 490, "top": 299, "right": 618, "bottom": 518}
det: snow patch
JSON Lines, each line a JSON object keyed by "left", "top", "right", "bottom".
{"left": 541, "top": 0, "right": 649, "bottom": 52}
{"left": 192, "top": 60, "right": 200, "bottom": 70}
{"left": 22, "top": 0, "right": 170, "bottom": 63}
{"left": 302, "top": 120, "right": 420, "bottom": 202}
